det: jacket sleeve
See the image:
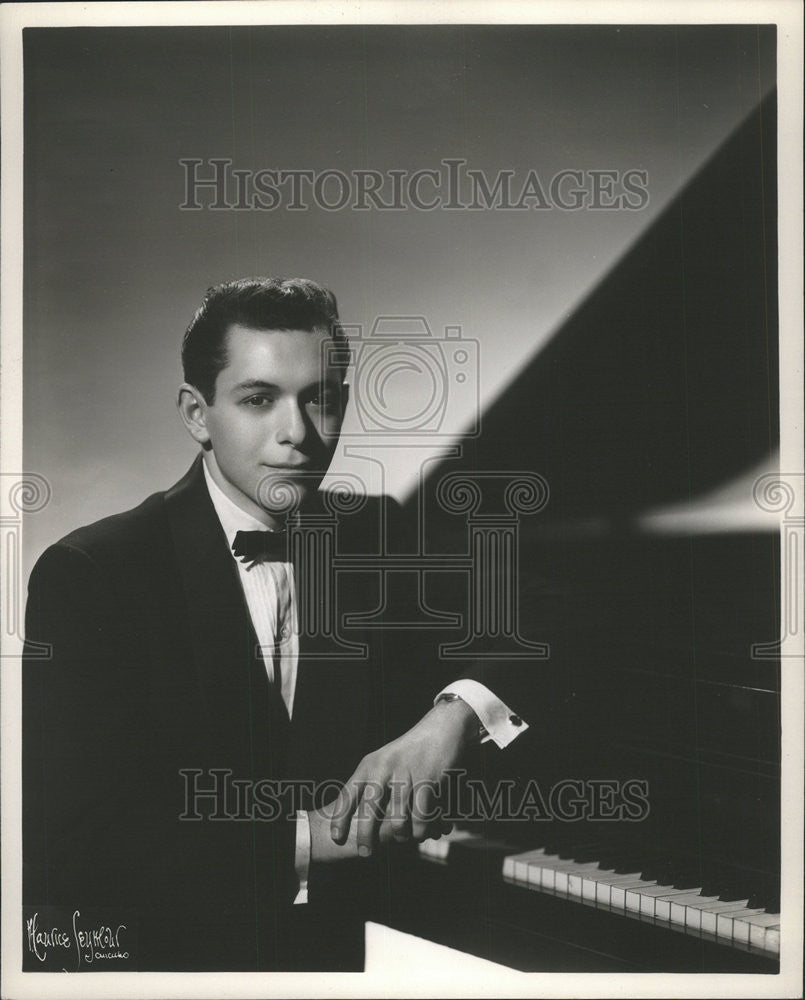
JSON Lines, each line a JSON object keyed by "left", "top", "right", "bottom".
{"left": 22, "top": 542, "right": 146, "bottom": 911}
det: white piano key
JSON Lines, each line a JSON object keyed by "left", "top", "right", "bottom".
{"left": 501, "top": 848, "right": 549, "bottom": 883}
{"left": 581, "top": 873, "right": 607, "bottom": 901}
{"left": 753, "top": 924, "right": 780, "bottom": 954}
{"left": 688, "top": 899, "right": 749, "bottom": 933}
{"left": 586, "top": 871, "right": 644, "bottom": 906}
{"left": 611, "top": 878, "right": 657, "bottom": 909}
{"left": 716, "top": 907, "right": 766, "bottom": 940}
{"left": 623, "top": 883, "right": 694, "bottom": 916}
{"left": 515, "top": 850, "right": 551, "bottom": 885}
{"left": 682, "top": 897, "right": 730, "bottom": 931}
{"left": 419, "top": 838, "right": 449, "bottom": 861}
{"left": 420, "top": 828, "right": 479, "bottom": 863}
{"left": 733, "top": 910, "right": 780, "bottom": 945}
{"left": 554, "top": 862, "right": 604, "bottom": 894}
{"left": 576, "top": 868, "right": 639, "bottom": 902}
{"left": 745, "top": 913, "right": 781, "bottom": 953}
{"left": 700, "top": 901, "right": 750, "bottom": 936}
{"left": 659, "top": 891, "right": 717, "bottom": 924}
{"left": 568, "top": 866, "right": 615, "bottom": 898}
{"left": 499, "top": 843, "right": 779, "bottom": 958}
{"left": 527, "top": 858, "right": 554, "bottom": 888}
{"left": 595, "top": 872, "right": 645, "bottom": 906}
{"left": 537, "top": 856, "right": 579, "bottom": 890}
{"left": 509, "top": 852, "right": 561, "bottom": 888}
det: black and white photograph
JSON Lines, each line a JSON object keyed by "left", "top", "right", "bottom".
{"left": 1, "top": 2, "right": 802, "bottom": 997}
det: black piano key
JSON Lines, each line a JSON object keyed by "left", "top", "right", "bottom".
{"left": 575, "top": 840, "right": 617, "bottom": 860}
{"left": 662, "top": 870, "right": 702, "bottom": 890}
{"left": 536, "top": 837, "right": 606, "bottom": 863}
{"left": 498, "top": 822, "right": 780, "bottom": 922}
{"left": 700, "top": 879, "right": 731, "bottom": 899}
{"left": 747, "top": 883, "right": 780, "bottom": 913}
{"left": 716, "top": 889, "right": 747, "bottom": 903}
{"left": 558, "top": 843, "right": 607, "bottom": 861}
{"left": 641, "top": 862, "right": 690, "bottom": 886}
{"left": 733, "top": 872, "right": 780, "bottom": 913}
{"left": 639, "top": 855, "right": 676, "bottom": 881}
{"left": 568, "top": 846, "right": 603, "bottom": 864}
{"left": 656, "top": 858, "right": 707, "bottom": 890}
{"left": 597, "top": 852, "right": 649, "bottom": 875}
{"left": 702, "top": 869, "right": 754, "bottom": 904}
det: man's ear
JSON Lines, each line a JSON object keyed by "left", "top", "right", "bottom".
{"left": 177, "top": 383, "right": 212, "bottom": 446}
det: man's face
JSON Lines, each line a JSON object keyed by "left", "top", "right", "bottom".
{"left": 201, "top": 324, "right": 346, "bottom": 521}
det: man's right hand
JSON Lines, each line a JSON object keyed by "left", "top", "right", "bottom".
{"left": 308, "top": 799, "right": 360, "bottom": 865}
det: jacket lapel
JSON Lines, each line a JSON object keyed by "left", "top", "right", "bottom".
{"left": 160, "top": 457, "right": 375, "bottom": 786}
{"left": 163, "top": 455, "right": 286, "bottom": 772}
{"left": 285, "top": 500, "right": 379, "bottom": 785}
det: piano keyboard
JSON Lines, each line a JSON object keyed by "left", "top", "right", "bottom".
{"left": 418, "top": 831, "right": 780, "bottom": 959}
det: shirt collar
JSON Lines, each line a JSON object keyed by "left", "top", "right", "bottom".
{"left": 202, "top": 456, "right": 273, "bottom": 549}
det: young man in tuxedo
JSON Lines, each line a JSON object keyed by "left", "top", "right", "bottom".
{"left": 23, "top": 277, "right": 529, "bottom": 971}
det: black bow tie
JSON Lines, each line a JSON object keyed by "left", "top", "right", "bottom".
{"left": 232, "top": 529, "right": 290, "bottom": 563}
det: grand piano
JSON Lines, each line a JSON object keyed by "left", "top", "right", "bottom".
{"left": 370, "top": 523, "right": 781, "bottom": 974}
{"left": 366, "top": 90, "right": 781, "bottom": 974}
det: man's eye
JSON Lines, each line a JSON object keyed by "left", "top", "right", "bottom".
{"left": 245, "top": 395, "right": 272, "bottom": 407}
{"left": 308, "top": 390, "right": 338, "bottom": 409}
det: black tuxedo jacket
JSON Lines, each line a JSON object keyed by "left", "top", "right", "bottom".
{"left": 23, "top": 456, "right": 558, "bottom": 971}
{"left": 22, "top": 456, "right": 438, "bottom": 971}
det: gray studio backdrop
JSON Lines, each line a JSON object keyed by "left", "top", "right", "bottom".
{"left": 23, "top": 25, "right": 774, "bottom": 572}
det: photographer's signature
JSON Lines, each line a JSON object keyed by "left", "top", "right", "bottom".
{"left": 26, "top": 909, "right": 129, "bottom": 969}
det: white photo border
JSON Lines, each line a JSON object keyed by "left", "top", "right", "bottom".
{"left": 2, "top": 3, "right": 802, "bottom": 998}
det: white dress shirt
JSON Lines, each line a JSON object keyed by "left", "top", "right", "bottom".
{"left": 202, "top": 458, "right": 528, "bottom": 902}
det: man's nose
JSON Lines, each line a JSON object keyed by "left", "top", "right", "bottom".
{"left": 275, "top": 398, "right": 307, "bottom": 447}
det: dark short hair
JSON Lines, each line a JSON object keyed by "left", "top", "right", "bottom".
{"left": 182, "top": 276, "right": 348, "bottom": 403}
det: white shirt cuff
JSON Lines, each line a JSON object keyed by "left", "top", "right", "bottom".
{"left": 293, "top": 809, "right": 311, "bottom": 904}
{"left": 436, "top": 679, "right": 529, "bottom": 749}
